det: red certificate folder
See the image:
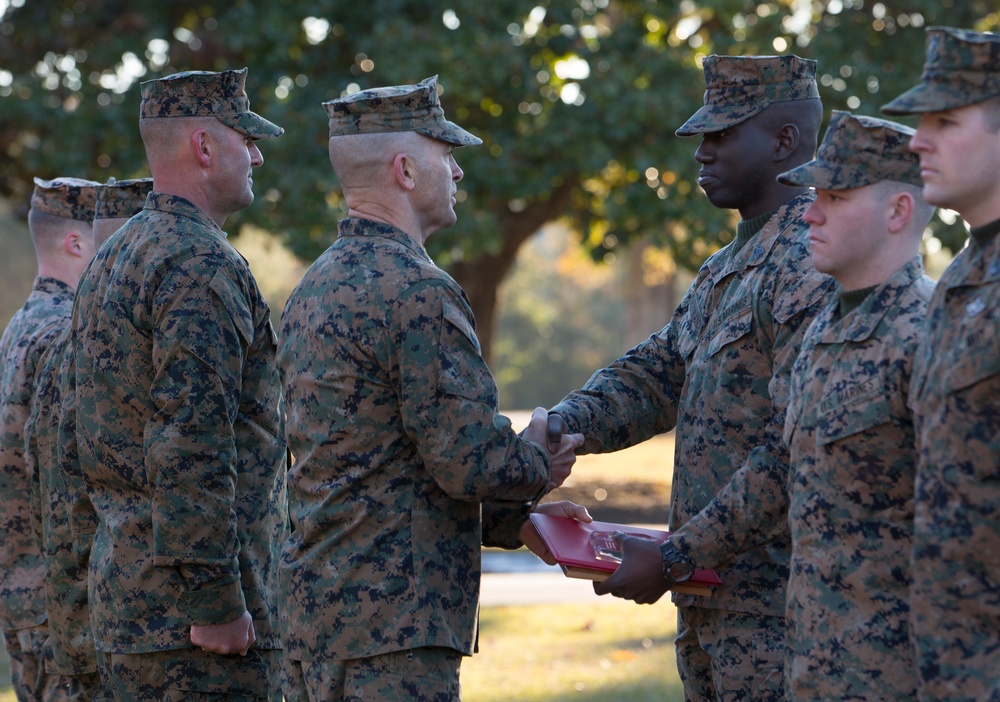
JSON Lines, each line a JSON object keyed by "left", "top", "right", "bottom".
{"left": 528, "top": 513, "right": 722, "bottom": 597}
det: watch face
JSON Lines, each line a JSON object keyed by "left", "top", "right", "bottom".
{"left": 667, "top": 561, "right": 694, "bottom": 582}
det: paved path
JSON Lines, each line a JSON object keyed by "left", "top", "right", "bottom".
{"left": 481, "top": 571, "right": 603, "bottom": 607}
{"left": 480, "top": 550, "right": 608, "bottom": 607}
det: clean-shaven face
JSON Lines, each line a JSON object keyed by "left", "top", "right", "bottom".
{"left": 802, "top": 183, "right": 887, "bottom": 290}
{"left": 412, "top": 135, "right": 464, "bottom": 240}
{"left": 212, "top": 122, "right": 264, "bottom": 216}
{"left": 909, "top": 102, "right": 1000, "bottom": 227}
{"left": 694, "top": 114, "right": 773, "bottom": 213}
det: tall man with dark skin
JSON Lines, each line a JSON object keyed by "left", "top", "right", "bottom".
{"left": 547, "top": 55, "right": 834, "bottom": 700}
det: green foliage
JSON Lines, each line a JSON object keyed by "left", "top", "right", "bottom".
{"left": 1, "top": 1, "right": 997, "bottom": 352}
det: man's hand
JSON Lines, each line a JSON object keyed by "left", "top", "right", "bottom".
{"left": 190, "top": 610, "right": 255, "bottom": 656}
{"left": 593, "top": 534, "right": 670, "bottom": 605}
{"left": 519, "top": 500, "right": 593, "bottom": 565}
{"left": 522, "top": 407, "right": 583, "bottom": 489}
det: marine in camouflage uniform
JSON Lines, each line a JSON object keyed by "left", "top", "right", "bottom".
{"left": 882, "top": 27, "right": 1000, "bottom": 700}
{"left": 70, "top": 69, "right": 288, "bottom": 701}
{"left": 777, "top": 112, "right": 936, "bottom": 699}
{"left": 1, "top": 177, "right": 98, "bottom": 702}
{"left": 278, "top": 76, "right": 577, "bottom": 702}
{"left": 24, "top": 178, "right": 153, "bottom": 702}
{"left": 547, "top": 56, "right": 834, "bottom": 701}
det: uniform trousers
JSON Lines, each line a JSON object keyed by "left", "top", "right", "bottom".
{"left": 96, "top": 646, "right": 282, "bottom": 702}
{"left": 282, "top": 646, "right": 461, "bottom": 702}
{"left": 675, "top": 606, "right": 784, "bottom": 702}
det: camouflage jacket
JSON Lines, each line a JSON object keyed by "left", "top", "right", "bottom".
{"left": 909, "top": 225, "right": 1000, "bottom": 700}
{"left": 25, "top": 326, "right": 97, "bottom": 673}
{"left": 0, "top": 276, "right": 75, "bottom": 630}
{"left": 71, "top": 193, "right": 288, "bottom": 653}
{"left": 277, "top": 218, "right": 551, "bottom": 662}
{"left": 550, "top": 193, "right": 834, "bottom": 615}
{"left": 784, "top": 257, "right": 933, "bottom": 699}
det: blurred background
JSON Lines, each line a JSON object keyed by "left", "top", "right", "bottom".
{"left": 0, "top": 2, "right": 997, "bottom": 699}
{"left": 2, "top": 0, "right": 994, "bottom": 407}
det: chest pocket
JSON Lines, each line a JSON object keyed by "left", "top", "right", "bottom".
{"left": 706, "top": 304, "right": 753, "bottom": 358}
{"left": 943, "top": 311, "right": 1000, "bottom": 394}
{"left": 815, "top": 378, "right": 891, "bottom": 446}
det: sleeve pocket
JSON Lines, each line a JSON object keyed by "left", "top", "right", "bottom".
{"left": 438, "top": 300, "right": 493, "bottom": 404}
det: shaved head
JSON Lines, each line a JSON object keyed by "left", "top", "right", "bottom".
{"left": 870, "top": 178, "right": 937, "bottom": 235}
{"left": 328, "top": 131, "right": 425, "bottom": 187}
{"left": 761, "top": 97, "right": 824, "bottom": 158}
{"left": 139, "top": 115, "right": 220, "bottom": 170}
{"left": 27, "top": 209, "right": 92, "bottom": 256}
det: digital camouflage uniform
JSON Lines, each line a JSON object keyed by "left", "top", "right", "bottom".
{"left": 70, "top": 70, "right": 288, "bottom": 701}
{"left": 1, "top": 177, "right": 99, "bottom": 702}
{"left": 883, "top": 27, "right": 1000, "bottom": 701}
{"left": 24, "top": 179, "right": 152, "bottom": 702}
{"left": 550, "top": 56, "right": 834, "bottom": 701}
{"left": 778, "top": 112, "right": 933, "bottom": 699}
{"left": 278, "top": 77, "right": 552, "bottom": 702}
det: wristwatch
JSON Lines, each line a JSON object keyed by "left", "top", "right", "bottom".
{"left": 661, "top": 539, "right": 695, "bottom": 583}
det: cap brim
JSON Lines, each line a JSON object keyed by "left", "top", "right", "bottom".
{"left": 415, "top": 120, "right": 482, "bottom": 147}
{"left": 777, "top": 160, "right": 860, "bottom": 189}
{"left": 881, "top": 80, "right": 990, "bottom": 115}
{"left": 221, "top": 112, "right": 285, "bottom": 140}
{"left": 675, "top": 102, "right": 766, "bottom": 137}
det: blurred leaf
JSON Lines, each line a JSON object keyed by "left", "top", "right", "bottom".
{"left": 1, "top": 1, "right": 996, "bottom": 359}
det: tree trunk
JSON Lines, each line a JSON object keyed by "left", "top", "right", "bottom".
{"left": 448, "top": 179, "right": 577, "bottom": 364}
{"left": 624, "top": 239, "right": 677, "bottom": 349}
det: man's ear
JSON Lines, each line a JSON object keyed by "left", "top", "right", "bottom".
{"left": 775, "top": 123, "right": 801, "bottom": 162}
{"left": 393, "top": 152, "right": 417, "bottom": 191}
{"left": 64, "top": 229, "right": 86, "bottom": 257}
{"left": 887, "top": 191, "right": 914, "bottom": 234}
{"left": 191, "top": 128, "right": 213, "bottom": 168}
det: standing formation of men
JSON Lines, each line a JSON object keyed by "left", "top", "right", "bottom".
{"left": 778, "top": 110, "right": 935, "bottom": 700}
{"left": 1, "top": 177, "right": 98, "bottom": 701}
{"left": 24, "top": 177, "right": 155, "bottom": 702}
{"left": 0, "top": 22, "right": 997, "bottom": 702}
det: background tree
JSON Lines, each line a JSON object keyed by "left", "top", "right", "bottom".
{"left": 0, "top": 1, "right": 996, "bottom": 361}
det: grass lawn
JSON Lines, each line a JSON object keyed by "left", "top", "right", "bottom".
{"left": 464, "top": 599, "right": 683, "bottom": 702}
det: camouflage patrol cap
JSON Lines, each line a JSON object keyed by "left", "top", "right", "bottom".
{"left": 676, "top": 55, "right": 820, "bottom": 137}
{"left": 140, "top": 68, "right": 283, "bottom": 139}
{"left": 30, "top": 177, "right": 102, "bottom": 222}
{"left": 323, "top": 75, "right": 482, "bottom": 146}
{"left": 95, "top": 178, "right": 154, "bottom": 220}
{"left": 778, "top": 111, "right": 921, "bottom": 189}
{"left": 882, "top": 27, "right": 1000, "bottom": 115}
